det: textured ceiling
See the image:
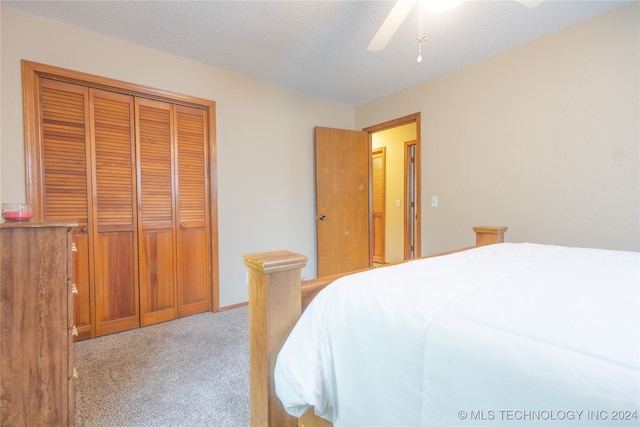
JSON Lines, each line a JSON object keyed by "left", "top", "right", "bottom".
{"left": 3, "top": 0, "right": 632, "bottom": 106}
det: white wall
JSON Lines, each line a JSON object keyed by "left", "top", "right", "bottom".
{"left": 356, "top": 3, "right": 639, "bottom": 254}
{"left": 0, "top": 7, "right": 354, "bottom": 307}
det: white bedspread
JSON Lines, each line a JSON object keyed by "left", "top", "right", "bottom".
{"left": 274, "top": 243, "right": 640, "bottom": 427}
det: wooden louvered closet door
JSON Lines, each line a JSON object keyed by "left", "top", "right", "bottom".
{"left": 372, "top": 148, "right": 385, "bottom": 264}
{"left": 38, "top": 80, "right": 139, "bottom": 338}
{"left": 135, "top": 100, "right": 211, "bottom": 322}
{"left": 31, "top": 69, "right": 213, "bottom": 339}
{"left": 175, "top": 105, "right": 211, "bottom": 316}
{"left": 90, "top": 89, "right": 139, "bottom": 336}
{"left": 136, "top": 98, "right": 177, "bottom": 325}
{"left": 38, "top": 79, "right": 93, "bottom": 340}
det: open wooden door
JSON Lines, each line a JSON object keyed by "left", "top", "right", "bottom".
{"left": 315, "top": 126, "right": 370, "bottom": 277}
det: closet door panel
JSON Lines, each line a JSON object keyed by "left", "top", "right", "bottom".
{"left": 138, "top": 227, "right": 176, "bottom": 325}
{"left": 136, "top": 98, "right": 177, "bottom": 325}
{"left": 93, "top": 231, "right": 137, "bottom": 334}
{"left": 90, "top": 89, "right": 139, "bottom": 336}
{"left": 175, "top": 106, "right": 211, "bottom": 316}
{"left": 39, "top": 80, "right": 90, "bottom": 222}
{"left": 38, "top": 79, "right": 94, "bottom": 339}
{"left": 177, "top": 227, "right": 209, "bottom": 311}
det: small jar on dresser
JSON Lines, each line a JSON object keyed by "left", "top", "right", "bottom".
{"left": 1, "top": 221, "right": 77, "bottom": 426}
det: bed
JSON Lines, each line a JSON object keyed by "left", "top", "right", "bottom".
{"left": 243, "top": 226, "right": 639, "bottom": 427}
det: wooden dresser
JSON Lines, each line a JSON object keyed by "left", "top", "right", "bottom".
{"left": 0, "top": 221, "right": 76, "bottom": 426}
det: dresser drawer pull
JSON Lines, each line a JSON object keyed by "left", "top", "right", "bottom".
{"left": 72, "top": 326, "right": 78, "bottom": 337}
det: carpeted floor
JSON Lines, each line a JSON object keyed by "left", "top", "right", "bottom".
{"left": 74, "top": 306, "right": 250, "bottom": 427}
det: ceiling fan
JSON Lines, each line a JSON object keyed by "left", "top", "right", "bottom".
{"left": 367, "top": 0, "right": 545, "bottom": 54}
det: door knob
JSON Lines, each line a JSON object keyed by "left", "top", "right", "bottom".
{"left": 318, "top": 215, "right": 327, "bottom": 221}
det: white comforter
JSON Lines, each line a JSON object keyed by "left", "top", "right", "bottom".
{"left": 274, "top": 243, "right": 640, "bottom": 426}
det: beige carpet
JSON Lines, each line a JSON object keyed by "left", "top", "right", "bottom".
{"left": 74, "top": 306, "right": 250, "bottom": 427}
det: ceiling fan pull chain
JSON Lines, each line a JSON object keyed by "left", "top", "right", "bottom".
{"left": 417, "top": 0, "right": 428, "bottom": 62}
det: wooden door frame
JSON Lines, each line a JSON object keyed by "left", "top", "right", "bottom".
{"left": 404, "top": 140, "right": 417, "bottom": 259}
{"left": 363, "top": 112, "right": 421, "bottom": 259}
{"left": 21, "top": 60, "right": 220, "bottom": 312}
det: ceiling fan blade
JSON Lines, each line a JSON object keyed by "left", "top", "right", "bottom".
{"left": 367, "top": 0, "right": 417, "bottom": 52}
{"left": 515, "top": 0, "right": 545, "bottom": 8}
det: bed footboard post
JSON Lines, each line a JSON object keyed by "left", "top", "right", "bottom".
{"left": 473, "top": 226, "right": 508, "bottom": 246}
{"left": 244, "top": 250, "right": 308, "bottom": 427}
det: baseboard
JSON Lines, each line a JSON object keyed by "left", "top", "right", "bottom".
{"left": 218, "top": 301, "right": 248, "bottom": 312}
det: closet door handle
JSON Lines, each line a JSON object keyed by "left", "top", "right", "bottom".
{"left": 180, "top": 223, "right": 186, "bottom": 228}
{"left": 81, "top": 227, "right": 87, "bottom": 233}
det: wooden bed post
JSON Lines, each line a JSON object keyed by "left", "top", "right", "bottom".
{"left": 473, "top": 226, "right": 508, "bottom": 246}
{"left": 243, "top": 250, "right": 308, "bottom": 427}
